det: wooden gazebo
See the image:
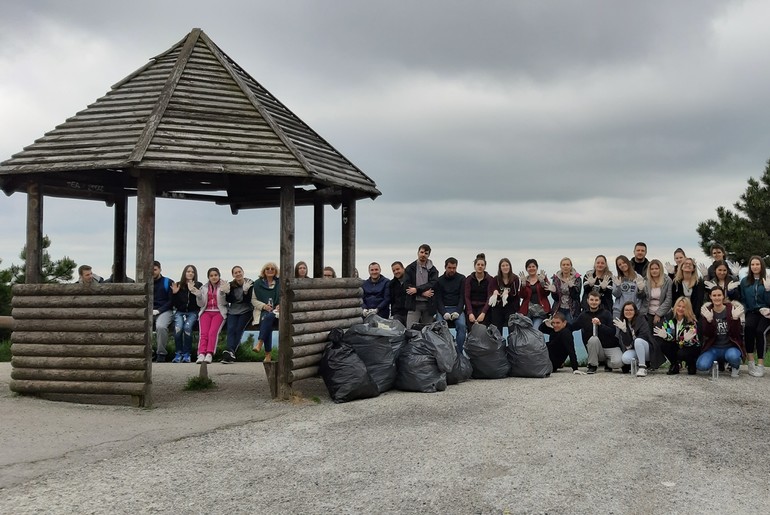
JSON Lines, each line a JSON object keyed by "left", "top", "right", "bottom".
{"left": 0, "top": 28, "right": 379, "bottom": 405}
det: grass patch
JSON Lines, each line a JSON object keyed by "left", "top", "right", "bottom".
{"left": 184, "top": 376, "right": 216, "bottom": 391}
{"left": 0, "top": 340, "right": 11, "bottom": 362}
{"left": 310, "top": 396, "right": 321, "bottom": 404}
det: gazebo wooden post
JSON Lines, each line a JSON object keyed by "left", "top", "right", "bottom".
{"left": 313, "top": 201, "right": 324, "bottom": 278}
{"left": 277, "top": 182, "right": 295, "bottom": 399}
{"left": 25, "top": 182, "right": 43, "bottom": 284}
{"left": 135, "top": 170, "right": 155, "bottom": 407}
{"left": 341, "top": 198, "right": 356, "bottom": 278}
{"left": 112, "top": 195, "right": 128, "bottom": 283}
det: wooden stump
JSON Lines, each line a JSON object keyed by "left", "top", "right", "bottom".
{"left": 198, "top": 362, "right": 208, "bottom": 380}
{"left": 263, "top": 361, "right": 278, "bottom": 399}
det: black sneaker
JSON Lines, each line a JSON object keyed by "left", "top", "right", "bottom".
{"left": 621, "top": 364, "right": 631, "bottom": 374}
{"left": 587, "top": 365, "right": 597, "bottom": 374}
{"left": 220, "top": 350, "right": 235, "bottom": 364}
{"left": 604, "top": 365, "right": 613, "bottom": 372}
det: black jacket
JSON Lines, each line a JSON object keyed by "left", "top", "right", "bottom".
{"left": 173, "top": 281, "right": 203, "bottom": 313}
{"left": 436, "top": 272, "right": 466, "bottom": 315}
{"left": 570, "top": 306, "right": 615, "bottom": 349}
{"left": 404, "top": 259, "right": 438, "bottom": 311}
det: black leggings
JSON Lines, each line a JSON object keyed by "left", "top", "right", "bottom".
{"left": 744, "top": 311, "right": 768, "bottom": 359}
{"left": 662, "top": 341, "right": 700, "bottom": 373}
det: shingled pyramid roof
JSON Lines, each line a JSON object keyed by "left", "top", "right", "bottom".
{"left": 0, "top": 28, "right": 380, "bottom": 208}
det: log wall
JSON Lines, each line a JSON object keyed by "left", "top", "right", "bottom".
{"left": 8, "top": 283, "right": 150, "bottom": 406}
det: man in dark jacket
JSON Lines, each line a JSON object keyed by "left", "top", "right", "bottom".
{"left": 390, "top": 261, "right": 408, "bottom": 326}
{"left": 152, "top": 261, "right": 174, "bottom": 362}
{"left": 362, "top": 262, "right": 391, "bottom": 318}
{"left": 571, "top": 291, "right": 619, "bottom": 373}
{"left": 404, "top": 243, "right": 438, "bottom": 329}
{"left": 435, "top": 257, "right": 466, "bottom": 354}
{"left": 632, "top": 242, "right": 650, "bottom": 277}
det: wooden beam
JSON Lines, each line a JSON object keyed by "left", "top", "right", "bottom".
{"left": 135, "top": 169, "right": 155, "bottom": 407}
{"left": 25, "top": 182, "right": 43, "bottom": 284}
{"left": 341, "top": 199, "right": 356, "bottom": 278}
{"left": 313, "top": 201, "right": 324, "bottom": 278}
{"left": 278, "top": 182, "right": 295, "bottom": 400}
{"left": 113, "top": 195, "right": 128, "bottom": 282}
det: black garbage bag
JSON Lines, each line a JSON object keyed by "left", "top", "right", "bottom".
{"left": 343, "top": 315, "right": 407, "bottom": 393}
{"left": 394, "top": 325, "right": 452, "bottom": 393}
{"left": 506, "top": 313, "right": 552, "bottom": 378}
{"left": 446, "top": 353, "right": 473, "bottom": 385}
{"left": 464, "top": 323, "right": 510, "bottom": 379}
{"left": 320, "top": 328, "right": 380, "bottom": 403}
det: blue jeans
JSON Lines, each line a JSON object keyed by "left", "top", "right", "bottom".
{"left": 226, "top": 311, "right": 253, "bottom": 353}
{"left": 174, "top": 311, "right": 198, "bottom": 355}
{"left": 696, "top": 347, "right": 742, "bottom": 371}
{"left": 438, "top": 306, "right": 466, "bottom": 355}
{"left": 259, "top": 311, "right": 277, "bottom": 352}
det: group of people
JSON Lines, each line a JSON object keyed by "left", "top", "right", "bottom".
{"left": 360, "top": 242, "right": 769, "bottom": 379}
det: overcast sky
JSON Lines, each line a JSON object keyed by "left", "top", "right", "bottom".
{"left": 2, "top": 0, "right": 769, "bottom": 282}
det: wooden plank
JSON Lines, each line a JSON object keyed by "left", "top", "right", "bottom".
{"left": 136, "top": 169, "right": 155, "bottom": 408}
{"left": 290, "top": 307, "right": 361, "bottom": 323}
{"left": 25, "top": 182, "right": 43, "bottom": 284}
{"left": 292, "top": 317, "right": 361, "bottom": 337}
{"left": 288, "top": 366, "right": 320, "bottom": 383}
{"left": 11, "top": 344, "right": 145, "bottom": 358}
{"left": 290, "top": 354, "right": 322, "bottom": 370}
{"left": 12, "top": 307, "right": 147, "bottom": 320}
{"left": 313, "top": 201, "right": 324, "bottom": 278}
{"left": 11, "top": 332, "right": 145, "bottom": 345}
{"left": 290, "top": 287, "right": 363, "bottom": 302}
{"left": 11, "top": 295, "right": 147, "bottom": 308}
{"left": 291, "top": 297, "right": 362, "bottom": 312}
{"left": 342, "top": 199, "right": 356, "bottom": 278}
{"left": 12, "top": 320, "right": 146, "bottom": 332}
{"left": 290, "top": 342, "right": 327, "bottom": 358}
{"left": 289, "top": 278, "right": 363, "bottom": 290}
{"left": 11, "top": 369, "right": 146, "bottom": 382}
{"left": 11, "top": 356, "right": 146, "bottom": 370}
{"left": 292, "top": 331, "right": 333, "bottom": 346}
{"left": 10, "top": 380, "right": 146, "bottom": 396}
{"left": 278, "top": 182, "right": 295, "bottom": 400}
{"left": 12, "top": 283, "right": 146, "bottom": 296}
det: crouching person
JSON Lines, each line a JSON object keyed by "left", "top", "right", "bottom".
{"left": 653, "top": 297, "right": 700, "bottom": 375}
{"left": 572, "top": 290, "right": 620, "bottom": 373}
{"left": 541, "top": 312, "right": 581, "bottom": 374}
{"left": 614, "top": 301, "right": 653, "bottom": 377}
{"left": 697, "top": 288, "right": 746, "bottom": 377}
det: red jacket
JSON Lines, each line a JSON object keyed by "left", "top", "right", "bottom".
{"left": 518, "top": 280, "right": 551, "bottom": 316}
{"left": 700, "top": 304, "right": 746, "bottom": 357}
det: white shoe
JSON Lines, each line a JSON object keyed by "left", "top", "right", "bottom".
{"left": 747, "top": 362, "right": 756, "bottom": 376}
{"left": 750, "top": 364, "right": 765, "bottom": 377}
{"left": 204, "top": 353, "right": 213, "bottom": 364}
{"left": 196, "top": 354, "right": 205, "bottom": 364}
{"left": 636, "top": 366, "right": 647, "bottom": 377}
{"left": 731, "top": 366, "right": 739, "bottom": 378}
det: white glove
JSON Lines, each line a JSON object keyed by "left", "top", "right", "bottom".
{"left": 502, "top": 288, "right": 510, "bottom": 307}
{"left": 573, "top": 369, "right": 587, "bottom": 375}
{"left": 653, "top": 326, "right": 668, "bottom": 339}
{"left": 731, "top": 301, "right": 744, "bottom": 320}
{"left": 544, "top": 318, "right": 553, "bottom": 328}
{"left": 760, "top": 307, "right": 770, "bottom": 318}
{"left": 727, "top": 260, "right": 740, "bottom": 277}
{"left": 152, "top": 309, "right": 160, "bottom": 316}
{"left": 614, "top": 275, "right": 623, "bottom": 286}
{"left": 764, "top": 276, "right": 770, "bottom": 292}
{"left": 727, "top": 280, "right": 740, "bottom": 291}
{"left": 697, "top": 262, "right": 708, "bottom": 278}
{"left": 566, "top": 277, "right": 576, "bottom": 288}
{"left": 683, "top": 328, "right": 697, "bottom": 343}
{"left": 443, "top": 312, "right": 452, "bottom": 321}
{"left": 585, "top": 274, "right": 596, "bottom": 287}
{"left": 518, "top": 271, "right": 526, "bottom": 284}
{"left": 546, "top": 282, "right": 556, "bottom": 293}
{"left": 704, "top": 280, "right": 716, "bottom": 290}
{"left": 243, "top": 279, "right": 254, "bottom": 290}
{"left": 220, "top": 282, "right": 231, "bottom": 294}
{"left": 451, "top": 312, "right": 459, "bottom": 320}
{"left": 700, "top": 304, "right": 713, "bottom": 323}
{"left": 537, "top": 270, "right": 547, "bottom": 282}
{"left": 634, "top": 275, "right": 645, "bottom": 291}
{"left": 613, "top": 318, "right": 627, "bottom": 333}
{"left": 488, "top": 294, "right": 498, "bottom": 307}
{"left": 599, "top": 276, "right": 612, "bottom": 289}
{"left": 664, "top": 262, "right": 675, "bottom": 275}
{"left": 189, "top": 285, "right": 200, "bottom": 295}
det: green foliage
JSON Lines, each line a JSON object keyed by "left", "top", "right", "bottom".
{"left": 184, "top": 376, "right": 216, "bottom": 390}
{"left": 0, "top": 339, "right": 11, "bottom": 362}
{"left": 697, "top": 159, "right": 770, "bottom": 265}
{"left": 4, "top": 235, "right": 77, "bottom": 285}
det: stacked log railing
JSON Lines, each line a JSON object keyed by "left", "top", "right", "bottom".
{"left": 277, "top": 277, "right": 362, "bottom": 394}
{"left": 8, "top": 283, "right": 151, "bottom": 406}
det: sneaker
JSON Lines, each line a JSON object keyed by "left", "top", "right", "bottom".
{"left": 221, "top": 350, "right": 235, "bottom": 364}
{"left": 587, "top": 365, "right": 597, "bottom": 374}
{"left": 731, "top": 365, "right": 740, "bottom": 378}
{"left": 636, "top": 366, "right": 647, "bottom": 377}
{"left": 204, "top": 353, "right": 213, "bottom": 364}
{"left": 171, "top": 352, "right": 182, "bottom": 363}
{"left": 747, "top": 361, "right": 756, "bottom": 376}
{"left": 154, "top": 354, "right": 167, "bottom": 363}
{"left": 621, "top": 364, "right": 631, "bottom": 374}
{"left": 182, "top": 353, "right": 191, "bottom": 363}
{"left": 196, "top": 353, "right": 205, "bottom": 364}
{"left": 750, "top": 364, "right": 765, "bottom": 377}
{"left": 604, "top": 365, "right": 613, "bottom": 372}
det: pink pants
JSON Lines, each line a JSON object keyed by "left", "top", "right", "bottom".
{"left": 198, "top": 311, "right": 224, "bottom": 355}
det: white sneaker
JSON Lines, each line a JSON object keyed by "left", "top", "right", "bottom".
{"left": 747, "top": 362, "right": 756, "bottom": 376}
{"left": 751, "top": 364, "right": 765, "bottom": 377}
{"left": 636, "top": 366, "right": 647, "bottom": 377}
{"left": 196, "top": 354, "right": 205, "bottom": 364}
{"left": 731, "top": 365, "right": 739, "bottom": 378}
{"left": 204, "top": 353, "right": 213, "bottom": 364}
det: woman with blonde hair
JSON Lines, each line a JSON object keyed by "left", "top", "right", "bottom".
{"left": 671, "top": 257, "right": 705, "bottom": 317}
{"left": 582, "top": 255, "right": 613, "bottom": 312}
{"left": 654, "top": 297, "right": 700, "bottom": 375}
{"left": 251, "top": 262, "right": 280, "bottom": 362}
{"left": 550, "top": 257, "right": 582, "bottom": 323}
{"left": 645, "top": 259, "right": 673, "bottom": 326}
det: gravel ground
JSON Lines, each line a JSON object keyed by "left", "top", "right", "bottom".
{"left": 1, "top": 362, "right": 769, "bottom": 514}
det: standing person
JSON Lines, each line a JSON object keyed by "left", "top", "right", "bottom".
{"left": 362, "top": 262, "right": 391, "bottom": 318}
{"left": 703, "top": 243, "right": 727, "bottom": 280}
{"left": 193, "top": 267, "right": 228, "bottom": 364}
{"left": 464, "top": 253, "right": 493, "bottom": 327}
{"left": 698, "top": 287, "right": 746, "bottom": 377}
{"left": 653, "top": 297, "right": 700, "bottom": 375}
{"left": 251, "top": 263, "right": 280, "bottom": 362}
{"left": 550, "top": 257, "right": 582, "bottom": 323}
{"left": 488, "top": 257, "right": 520, "bottom": 337}
{"left": 631, "top": 242, "right": 650, "bottom": 277}
{"left": 294, "top": 261, "right": 309, "bottom": 279}
{"left": 405, "top": 244, "right": 438, "bottom": 329}
{"left": 644, "top": 259, "right": 673, "bottom": 326}
{"left": 436, "top": 257, "right": 467, "bottom": 354}
{"left": 582, "top": 255, "right": 614, "bottom": 312}
{"left": 389, "top": 261, "right": 408, "bottom": 326}
{"left": 152, "top": 261, "right": 174, "bottom": 363}
{"left": 614, "top": 301, "right": 653, "bottom": 377}
{"left": 518, "top": 258, "right": 552, "bottom": 330}
{"left": 221, "top": 266, "right": 254, "bottom": 364}
{"left": 704, "top": 260, "right": 739, "bottom": 296}
{"left": 736, "top": 255, "right": 770, "bottom": 377}
{"left": 171, "top": 265, "right": 202, "bottom": 363}
{"left": 77, "top": 265, "right": 103, "bottom": 285}
{"left": 671, "top": 257, "right": 706, "bottom": 317}
{"left": 572, "top": 291, "right": 618, "bottom": 374}
{"left": 612, "top": 255, "right": 646, "bottom": 318}
{"left": 541, "top": 312, "right": 580, "bottom": 374}
{"left": 664, "top": 248, "right": 687, "bottom": 279}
